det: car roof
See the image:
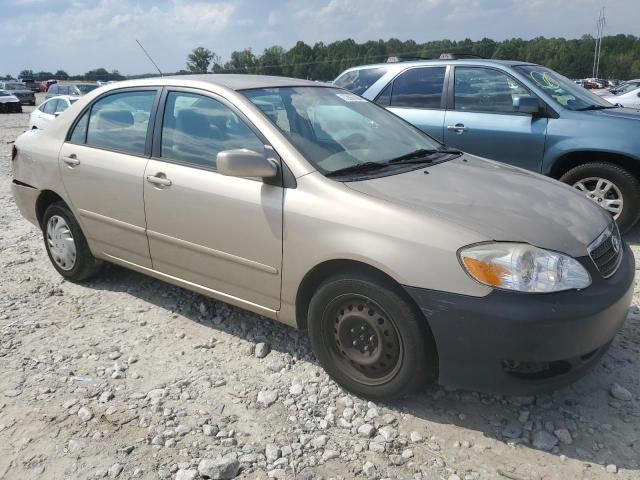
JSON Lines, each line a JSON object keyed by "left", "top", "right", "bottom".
{"left": 102, "top": 74, "right": 326, "bottom": 91}
{"left": 341, "top": 58, "right": 538, "bottom": 74}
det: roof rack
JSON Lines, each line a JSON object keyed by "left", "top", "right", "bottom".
{"left": 386, "top": 55, "right": 434, "bottom": 63}
{"left": 439, "top": 53, "right": 486, "bottom": 60}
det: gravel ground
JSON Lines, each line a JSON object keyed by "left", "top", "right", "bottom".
{"left": 1, "top": 94, "right": 639, "bottom": 480}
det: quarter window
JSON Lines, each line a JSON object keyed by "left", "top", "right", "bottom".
{"left": 84, "top": 90, "right": 156, "bottom": 155}
{"left": 69, "top": 111, "right": 89, "bottom": 144}
{"left": 454, "top": 67, "right": 531, "bottom": 113}
{"left": 390, "top": 67, "right": 446, "bottom": 109}
{"left": 161, "top": 92, "right": 264, "bottom": 169}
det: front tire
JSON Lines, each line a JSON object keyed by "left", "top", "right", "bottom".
{"left": 42, "top": 202, "right": 103, "bottom": 282}
{"left": 308, "top": 274, "right": 436, "bottom": 401}
{"left": 560, "top": 162, "right": 640, "bottom": 232}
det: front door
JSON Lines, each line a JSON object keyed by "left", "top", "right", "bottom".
{"left": 443, "top": 66, "right": 547, "bottom": 171}
{"left": 59, "top": 88, "right": 158, "bottom": 267}
{"left": 143, "top": 90, "right": 283, "bottom": 310}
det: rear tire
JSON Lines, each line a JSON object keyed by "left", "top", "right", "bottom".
{"left": 42, "top": 202, "right": 103, "bottom": 282}
{"left": 560, "top": 162, "right": 640, "bottom": 233}
{"left": 308, "top": 273, "right": 436, "bottom": 401}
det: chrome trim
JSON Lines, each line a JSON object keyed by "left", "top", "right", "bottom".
{"left": 77, "top": 209, "right": 146, "bottom": 234}
{"left": 587, "top": 222, "right": 623, "bottom": 278}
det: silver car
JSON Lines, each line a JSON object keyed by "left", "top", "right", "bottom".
{"left": 10, "top": 75, "right": 634, "bottom": 400}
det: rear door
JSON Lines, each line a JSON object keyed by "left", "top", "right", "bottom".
{"left": 443, "top": 66, "right": 547, "bottom": 170}
{"left": 59, "top": 88, "right": 159, "bottom": 267}
{"left": 142, "top": 89, "right": 283, "bottom": 311}
{"left": 376, "top": 66, "right": 447, "bottom": 142}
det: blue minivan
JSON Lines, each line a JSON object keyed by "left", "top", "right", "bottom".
{"left": 335, "top": 57, "right": 640, "bottom": 231}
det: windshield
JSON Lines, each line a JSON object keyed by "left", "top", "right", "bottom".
{"left": 4, "top": 82, "right": 24, "bottom": 90}
{"left": 77, "top": 84, "right": 99, "bottom": 94}
{"left": 514, "top": 65, "right": 614, "bottom": 110}
{"left": 242, "top": 87, "right": 444, "bottom": 175}
{"left": 611, "top": 81, "right": 640, "bottom": 96}
{"left": 334, "top": 67, "right": 388, "bottom": 95}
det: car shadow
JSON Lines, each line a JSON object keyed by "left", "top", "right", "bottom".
{"left": 80, "top": 257, "right": 639, "bottom": 473}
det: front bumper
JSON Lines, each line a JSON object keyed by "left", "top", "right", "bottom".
{"left": 405, "top": 245, "right": 635, "bottom": 395}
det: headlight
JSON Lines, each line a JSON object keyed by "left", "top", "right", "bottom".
{"left": 459, "top": 243, "right": 591, "bottom": 293}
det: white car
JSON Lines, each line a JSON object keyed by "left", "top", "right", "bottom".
{"left": 29, "top": 96, "right": 78, "bottom": 129}
{"left": 602, "top": 79, "right": 640, "bottom": 109}
{"left": 0, "top": 89, "right": 22, "bottom": 113}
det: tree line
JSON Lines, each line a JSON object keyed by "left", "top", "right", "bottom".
{"left": 185, "top": 35, "right": 640, "bottom": 81}
{"left": 5, "top": 34, "right": 639, "bottom": 83}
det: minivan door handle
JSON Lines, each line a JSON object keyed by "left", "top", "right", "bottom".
{"left": 446, "top": 123, "right": 467, "bottom": 134}
{"left": 62, "top": 153, "right": 80, "bottom": 167}
{"left": 146, "top": 173, "right": 172, "bottom": 188}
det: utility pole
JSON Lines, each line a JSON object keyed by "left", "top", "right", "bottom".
{"left": 592, "top": 7, "right": 606, "bottom": 79}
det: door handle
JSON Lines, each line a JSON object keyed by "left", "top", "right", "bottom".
{"left": 447, "top": 123, "right": 468, "bottom": 134}
{"left": 62, "top": 154, "right": 80, "bottom": 166}
{"left": 146, "top": 173, "right": 172, "bottom": 188}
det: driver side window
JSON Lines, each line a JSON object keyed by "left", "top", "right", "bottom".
{"left": 454, "top": 67, "right": 530, "bottom": 114}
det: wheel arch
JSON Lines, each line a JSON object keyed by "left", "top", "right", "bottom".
{"left": 35, "top": 190, "right": 67, "bottom": 228}
{"left": 549, "top": 151, "right": 640, "bottom": 180}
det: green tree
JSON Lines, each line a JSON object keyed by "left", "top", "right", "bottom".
{"left": 186, "top": 47, "right": 214, "bottom": 73}
{"left": 54, "top": 70, "right": 69, "bottom": 80}
{"left": 18, "top": 69, "right": 33, "bottom": 79}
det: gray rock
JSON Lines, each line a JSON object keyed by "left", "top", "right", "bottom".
{"left": 378, "top": 425, "right": 397, "bottom": 442}
{"left": 157, "top": 467, "right": 171, "bottom": 479}
{"left": 254, "top": 342, "right": 270, "bottom": 358}
{"left": 502, "top": 421, "right": 523, "bottom": 440}
{"left": 605, "top": 464, "right": 618, "bottom": 473}
{"left": 108, "top": 463, "right": 123, "bottom": 478}
{"left": 257, "top": 390, "right": 278, "bottom": 407}
{"left": 265, "top": 443, "right": 281, "bottom": 463}
{"left": 532, "top": 430, "right": 558, "bottom": 451}
{"left": 358, "top": 423, "right": 376, "bottom": 438}
{"left": 322, "top": 449, "right": 340, "bottom": 461}
{"left": 448, "top": 475, "right": 461, "bottom": 480}
{"left": 610, "top": 383, "right": 632, "bottom": 401}
{"left": 409, "top": 431, "right": 423, "bottom": 443}
{"left": 362, "top": 461, "right": 377, "bottom": 478}
{"left": 176, "top": 469, "right": 198, "bottom": 480}
{"left": 389, "top": 454, "right": 404, "bottom": 466}
{"left": 99, "top": 390, "right": 114, "bottom": 403}
{"left": 4, "top": 389, "right": 22, "bottom": 398}
{"left": 267, "top": 469, "right": 286, "bottom": 479}
{"left": 63, "top": 398, "right": 79, "bottom": 409}
{"left": 554, "top": 428, "right": 573, "bottom": 445}
{"left": 108, "top": 351, "right": 121, "bottom": 360}
{"left": 203, "top": 424, "right": 219, "bottom": 436}
{"left": 68, "top": 438, "right": 87, "bottom": 452}
{"left": 575, "top": 447, "right": 593, "bottom": 459}
{"left": 198, "top": 456, "right": 240, "bottom": 479}
{"left": 289, "top": 383, "right": 304, "bottom": 396}
{"left": 78, "top": 406, "right": 94, "bottom": 422}
{"left": 311, "top": 435, "right": 328, "bottom": 448}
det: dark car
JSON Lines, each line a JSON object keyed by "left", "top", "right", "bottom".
{"left": 0, "top": 81, "right": 36, "bottom": 105}
{"left": 45, "top": 82, "right": 99, "bottom": 100}
{"left": 19, "top": 77, "right": 39, "bottom": 92}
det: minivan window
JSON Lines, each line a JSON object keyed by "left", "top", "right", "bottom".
{"left": 243, "top": 87, "right": 443, "bottom": 176}
{"left": 454, "top": 67, "right": 530, "bottom": 113}
{"left": 334, "top": 67, "right": 388, "bottom": 95}
{"left": 84, "top": 90, "right": 156, "bottom": 155}
{"left": 390, "top": 67, "right": 446, "bottom": 109}
{"left": 161, "top": 92, "right": 264, "bottom": 168}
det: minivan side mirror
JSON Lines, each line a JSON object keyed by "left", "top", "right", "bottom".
{"left": 217, "top": 149, "right": 278, "bottom": 179}
{"left": 513, "top": 96, "right": 541, "bottom": 114}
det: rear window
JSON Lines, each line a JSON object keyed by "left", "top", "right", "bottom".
{"left": 334, "top": 67, "right": 388, "bottom": 95}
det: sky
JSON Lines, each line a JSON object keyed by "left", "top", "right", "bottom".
{"left": 1, "top": 0, "right": 637, "bottom": 76}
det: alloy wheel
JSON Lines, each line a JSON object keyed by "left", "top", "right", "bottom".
{"left": 573, "top": 176, "right": 623, "bottom": 219}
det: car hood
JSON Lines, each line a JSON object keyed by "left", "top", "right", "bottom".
{"left": 7, "top": 89, "right": 32, "bottom": 95}
{"left": 0, "top": 95, "right": 19, "bottom": 102}
{"left": 345, "top": 155, "right": 611, "bottom": 258}
{"left": 586, "top": 106, "right": 640, "bottom": 119}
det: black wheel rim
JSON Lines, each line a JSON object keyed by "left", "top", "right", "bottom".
{"left": 322, "top": 294, "right": 403, "bottom": 386}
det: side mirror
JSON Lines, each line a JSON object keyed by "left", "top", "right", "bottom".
{"left": 54, "top": 111, "right": 63, "bottom": 117}
{"left": 513, "top": 96, "right": 541, "bottom": 114}
{"left": 217, "top": 149, "right": 278, "bottom": 179}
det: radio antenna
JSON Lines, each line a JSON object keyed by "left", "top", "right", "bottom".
{"left": 136, "top": 39, "right": 163, "bottom": 77}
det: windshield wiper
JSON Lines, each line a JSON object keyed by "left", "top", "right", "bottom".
{"left": 387, "top": 148, "right": 461, "bottom": 164}
{"left": 577, "top": 104, "right": 617, "bottom": 111}
{"left": 325, "top": 161, "right": 391, "bottom": 177}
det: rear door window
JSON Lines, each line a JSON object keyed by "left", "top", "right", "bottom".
{"left": 334, "top": 67, "right": 388, "bottom": 95}
{"left": 83, "top": 90, "right": 156, "bottom": 155}
{"left": 390, "top": 67, "right": 446, "bottom": 109}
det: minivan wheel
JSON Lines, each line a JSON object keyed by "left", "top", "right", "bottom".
{"left": 42, "top": 202, "right": 103, "bottom": 282}
{"left": 308, "top": 274, "right": 436, "bottom": 401}
{"left": 560, "top": 162, "right": 640, "bottom": 232}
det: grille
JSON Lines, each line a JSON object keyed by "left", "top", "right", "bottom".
{"left": 588, "top": 224, "right": 623, "bottom": 278}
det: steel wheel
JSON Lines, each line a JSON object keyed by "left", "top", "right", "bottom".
{"left": 573, "top": 176, "right": 623, "bottom": 219}
{"left": 46, "top": 215, "right": 77, "bottom": 271}
{"left": 324, "top": 294, "right": 403, "bottom": 386}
